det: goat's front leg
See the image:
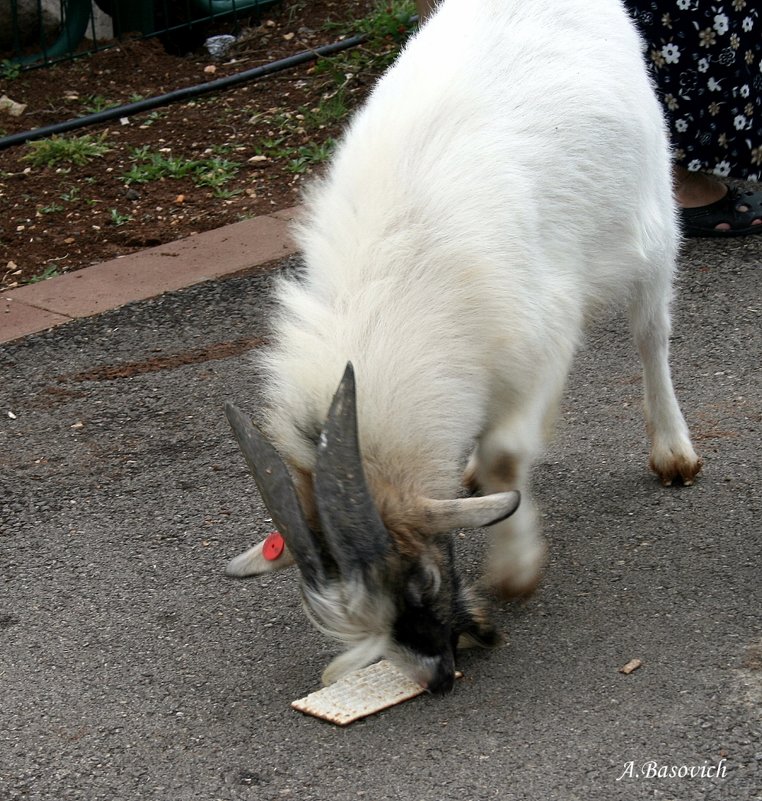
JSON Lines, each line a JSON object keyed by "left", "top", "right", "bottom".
{"left": 629, "top": 280, "right": 702, "bottom": 486}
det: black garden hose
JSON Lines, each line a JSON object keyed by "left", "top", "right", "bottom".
{"left": 0, "top": 32, "right": 373, "bottom": 152}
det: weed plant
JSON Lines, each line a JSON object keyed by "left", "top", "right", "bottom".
{"left": 22, "top": 133, "right": 112, "bottom": 167}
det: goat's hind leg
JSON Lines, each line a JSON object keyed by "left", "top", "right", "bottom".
{"left": 629, "top": 273, "right": 702, "bottom": 485}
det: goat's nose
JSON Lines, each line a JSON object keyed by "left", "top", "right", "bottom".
{"left": 425, "top": 665, "right": 455, "bottom": 695}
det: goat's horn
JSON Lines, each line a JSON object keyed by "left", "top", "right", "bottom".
{"left": 224, "top": 402, "right": 326, "bottom": 590}
{"left": 313, "top": 363, "right": 390, "bottom": 579}
{"left": 415, "top": 491, "right": 521, "bottom": 534}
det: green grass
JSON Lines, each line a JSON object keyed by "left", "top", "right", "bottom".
{"left": 123, "top": 152, "right": 201, "bottom": 183}
{"left": 301, "top": 91, "right": 350, "bottom": 129}
{"left": 354, "top": 0, "right": 417, "bottom": 41}
{"left": 82, "top": 95, "right": 115, "bottom": 113}
{"left": 316, "top": 0, "right": 417, "bottom": 82}
{"left": 108, "top": 208, "right": 133, "bottom": 226}
{"left": 250, "top": 2, "right": 416, "bottom": 175}
{"left": 286, "top": 140, "right": 335, "bottom": 174}
{"left": 194, "top": 157, "right": 240, "bottom": 191}
{"left": 1, "top": 60, "right": 21, "bottom": 81}
{"left": 25, "top": 265, "right": 60, "bottom": 284}
{"left": 22, "top": 133, "right": 111, "bottom": 168}
{"left": 60, "top": 186, "right": 80, "bottom": 202}
{"left": 137, "top": 109, "right": 168, "bottom": 127}
{"left": 324, "top": 0, "right": 416, "bottom": 40}
{"left": 122, "top": 149, "right": 240, "bottom": 196}
{"left": 38, "top": 203, "right": 65, "bottom": 214}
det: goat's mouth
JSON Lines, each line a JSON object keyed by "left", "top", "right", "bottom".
{"left": 387, "top": 647, "right": 456, "bottom": 694}
{"left": 423, "top": 667, "right": 455, "bottom": 695}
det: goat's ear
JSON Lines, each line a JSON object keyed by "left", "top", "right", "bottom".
{"left": 313, "top": 363, "right": 391, "bottom": 581}
{"left": 224, "top": 402, "right": 326, "bottom": 590}
{"left": 416, "top": 491, "right": 520, "bottom": 535}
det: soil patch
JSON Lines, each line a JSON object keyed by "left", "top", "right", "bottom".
{"left": 0, "top": 0, "right": 415, "bottom": 290}
{"left": 63, "top": 337, "right": 266, "bottom": 382}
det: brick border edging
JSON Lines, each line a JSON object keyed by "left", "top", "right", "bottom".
{"left": 0, "top": 206, "right": 302, "bottom": 345}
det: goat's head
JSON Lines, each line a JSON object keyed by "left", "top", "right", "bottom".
{"left": 225, "top": 363, "right": 519, "bottom": 693}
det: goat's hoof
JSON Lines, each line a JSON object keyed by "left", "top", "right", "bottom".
{"left": 488, "top": 571, "right": 544, "bottom": 601}
{"left": 650, "top": 451, "right": 703, "bottom": 487}
{"left": 484, "top": 539, "right": 547, "bottom": 601}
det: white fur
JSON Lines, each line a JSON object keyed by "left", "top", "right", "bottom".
{"left": 251, "top": 0, "right": 700, "bottom": 596}
{"left": 302, "top": 582, "right": 393, "bottom": 685}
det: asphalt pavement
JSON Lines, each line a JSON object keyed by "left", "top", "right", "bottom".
{"left": 1, "top": 234, "right": 760, "bottom": 801}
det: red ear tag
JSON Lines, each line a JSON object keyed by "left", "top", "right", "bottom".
{"left": 263, "top": 531, "right": 285, "bottom": 561}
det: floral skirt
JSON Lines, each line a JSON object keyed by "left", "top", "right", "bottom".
{"left": 624, "top": 1, "right": 761, "bottom": 180}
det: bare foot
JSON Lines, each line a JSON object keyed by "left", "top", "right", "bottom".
{"left": 416, "top": 0, "right": 436, "bottom": 21}
{"left": 673, "top": 166, "right": 727, "bottom": 208}
{"left": 674, "top": 165, "right": 762, "bottom": 233}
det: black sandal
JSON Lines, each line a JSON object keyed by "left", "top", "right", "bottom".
{"left": 681, "top": 185, "right": 762, "bottom": 237}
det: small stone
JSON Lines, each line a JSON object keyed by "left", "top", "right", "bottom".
{"left": 0, "top": 95, "right": 27, "bottom": 116}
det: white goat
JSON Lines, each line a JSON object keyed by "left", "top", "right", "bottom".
{"left": 224, "top": 0, "right": 702, "bottom": 692}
